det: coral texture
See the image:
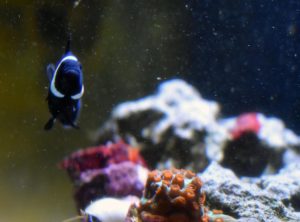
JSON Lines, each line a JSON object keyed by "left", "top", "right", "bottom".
{"left": 229, "top": 113, "right": 261, "bottom": 139}
{"left": 126, "top": 169, "right": 206, "bottom": 222}
{"left": 60, "top": 140, "right": 146, "bottom": 183}
{"left": 75, "top": 161, "right": 148, "bottom": 209}
{"left": 126, "top": 168, "right": 236, "bottom": 222}
{"left": 60, "top": 140, "right": 148, "bottom": 209}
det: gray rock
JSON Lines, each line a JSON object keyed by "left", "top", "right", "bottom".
{"left": 98, "top": 79, "right": 220, "bottom": 170}
{"left": 207, "top": 113, "right": 300, "bottom": 177}
{"left": 257, "top": 163, "right": 300, "bottom": 211}
{"left": 200, "top": 162, "right": 300, "bottom": 222}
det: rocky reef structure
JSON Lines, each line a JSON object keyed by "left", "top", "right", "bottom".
{"left": 126, "top": 168, "right": 236, "bottom": 222}
{"left": 60, "top": 140, "right": 148, "bottom": 210}
{"left": 61, "top": 148, "right": 236, "bottom": 222}
{"left": 62, "top": 79, "right": 300, "bottom": 221}
{"left": 60, "top": 141, "right": 237, "bottom": 222}
{"left": 97, "top": 79, "right": 300, "bottom": 176}
{"left": 207, "top": 112, "right": 300, "bottom": 177}
{"left": 200, "top": 162, "right": 300, "bottom": 222}
{"left": 92, "top": 79, "right": 300, "bottom": 221}
{"left": 98, "top": 79, "right": 220, "bottom": 170}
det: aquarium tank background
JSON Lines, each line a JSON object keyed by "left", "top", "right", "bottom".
{"left": 1, "top": 1, "right": 300, "bottom": 221}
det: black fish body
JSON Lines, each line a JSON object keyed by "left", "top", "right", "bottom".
{"left": 45, "top": 42, "right": 84, "bottom": 130}
{"left": 45, "top": 91, "right": 81, "bottom": 130}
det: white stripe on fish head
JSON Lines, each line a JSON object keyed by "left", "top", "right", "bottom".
{"left": 50, "top": 55, "right": 78, "bottom": 98}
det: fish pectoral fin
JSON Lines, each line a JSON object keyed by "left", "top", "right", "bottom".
{"left": 44, "top": 117, "right": 55, "bottom": 130}
{"left": 46, "top": 64, "right": 55, "bottom": 81}
{"left": 71, "top": 122, "right": 80, "bottom": 130}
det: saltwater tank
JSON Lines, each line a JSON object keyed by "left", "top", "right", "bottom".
{"left": 1, "top": 1, "right": 300, "bottom": 222}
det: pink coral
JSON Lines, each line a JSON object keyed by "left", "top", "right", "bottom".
{"left": 60, "top": 140, "right": 146, "bottom": 183}
{"left": 60, "top": 140, "right": 148, "bottom": 210}
{"left": 75, "top": 161, "right": 147, "bottom": 209}
{"left": 230, "top": 112, "right": 261, "bottom": 139}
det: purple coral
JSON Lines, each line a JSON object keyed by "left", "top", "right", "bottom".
{"left": 74, "top": 161, "right": 147, "bottom": 210}
{"left": 60, "top": 141, "right": 148, "bottom": 210}
{"left": 103, "top": 161, "right": 145, "bottom": 197}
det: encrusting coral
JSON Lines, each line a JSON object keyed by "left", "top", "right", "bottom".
{"left": 60, "top": 140, "right": 146, "bottom": 183}
{"left": 229, "top": 112, "right": 261, "bottom": 139}
{"left": 60, "top": 140, "right": 148, "bottom": 210}
{"left": 126, "top": 168, "right": 233, "bottom": 222}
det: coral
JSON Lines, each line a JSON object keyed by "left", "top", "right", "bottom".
{"left": 60, "top": 140, "right": 148, "bottom": 210}
{"left": 126, "top": 168, "right": 207, "bottom": 222}
{"left": 60, "top": 140, "right": 146, "bottom": 183}
{"left": 84, "top": 196, "right": 139, "bottom": 222}
{"left": 229, "top": 113, "right": 261, "bottom": 139}
{"left": 74, "top": 161, "right": 148, "bottom": 209}
{"left": 208, "top": 112, "right": 300, "bottom": 176}
{"left": 81, "top": 168, "right": 236, "bottom": 222}
{"left": 226, "top": 113, "right": 300, "bottom": 148}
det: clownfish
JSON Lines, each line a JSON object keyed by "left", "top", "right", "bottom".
{"left": 44, "top": 37, "right": 84, "bottom": 130}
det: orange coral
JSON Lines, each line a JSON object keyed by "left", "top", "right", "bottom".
{"left": 135, "top": 169, "right": 207, "bottom": 222}
{"left": 125, "top": 169, "right": 236, "bottom": 222}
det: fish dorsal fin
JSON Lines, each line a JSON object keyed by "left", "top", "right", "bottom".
{"left": 65, "top": 33, "right": 72, "bottom": 53}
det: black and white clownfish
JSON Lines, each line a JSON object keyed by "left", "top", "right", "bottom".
{"left": 44, "top": 38, "right": 84, "bottom": 130}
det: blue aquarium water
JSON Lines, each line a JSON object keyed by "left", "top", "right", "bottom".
{"left": 1, "top": 1, "right": 300, "bottom": 222}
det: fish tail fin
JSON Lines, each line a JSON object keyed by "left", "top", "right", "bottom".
{"left": 44, "top": 117, "right": 55, "bottom": 130}
{"left": 62, "top": 122, "right": 80, "bottom": 130}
